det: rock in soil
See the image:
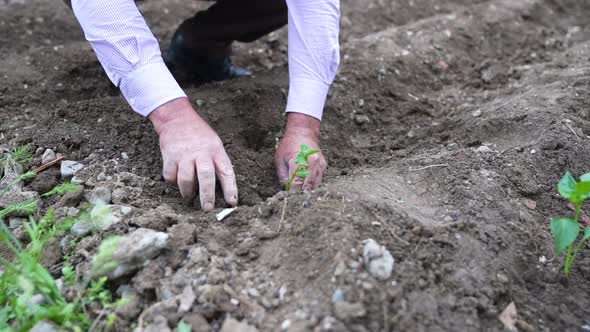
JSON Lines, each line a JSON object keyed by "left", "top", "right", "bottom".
{"left": 133, "top": 204, "right": 184, "bottom": 231}
{"left": 41, "top": 149, "right": 56, "bottom": 164}
{"left": 142, "top": 315, "right": 171, "bottom": 332}
{"left": 180, "top": 313, "right": 211, "bottom": 332}
{"left": 93, "top": 228, "right": 168, "bottom": 279}
{"left": 333, "top": 301, "right": 367, "bottom": 321}
{"left": 70, "top": 204, "right": 132, "bottom": 237}
{"left": 60, "top": 160, "right": 84, "bottom": 178}
{"left": 220, "top": 316, "right": 259, "bottom": 332}
{"left": 362, "top": 239, "right": 394, "bottom": 280}
{"left": 86, "top": 186, "right": 112, "bottom": 204}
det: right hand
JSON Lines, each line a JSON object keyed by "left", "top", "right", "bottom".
{"left": 148, "top": 98, "right": 238, "bottom": 211}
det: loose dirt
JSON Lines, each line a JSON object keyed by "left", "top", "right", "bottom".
{"left": 1, "top": 0, "right": 590, "bottom": 330}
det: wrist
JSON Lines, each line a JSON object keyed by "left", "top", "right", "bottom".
{"left": 285, "top": 112, "right": 321, "bottom": 140}
{"left": 149, "top": 98, "right": 197, "bottom": 135}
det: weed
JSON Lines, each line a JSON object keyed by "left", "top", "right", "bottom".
{"left": 285, "top": 144, "right": 319, "bottom": 191}
{"left": 551, "top": 171, "right": 590, "bottom": 276}
{"left": 178, "top": 320, "right": 192, "bottom": 332}
{"left": 0, "top": 178, "right": 124, "bottom": 330}
{"left": 0, "top": 145, "right": 34, "bottom": 166}
{"left": 0, "top": 172, "right": 37, "bottom": 197}
{"left": 41, "top": 182, "right": 81, "bottom": 198}
{"left": 90, "top": 236, "right": 121, "bottom": 278}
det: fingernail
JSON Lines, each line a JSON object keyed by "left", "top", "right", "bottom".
{"left": 204, "top": 203, "right": 214, "bottom": 211}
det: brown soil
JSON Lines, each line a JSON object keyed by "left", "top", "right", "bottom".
{"left": 2, "top": 0, "right": 590, "bottom": 331}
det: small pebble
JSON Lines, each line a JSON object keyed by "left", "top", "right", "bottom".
{"left": 41, "top": 149, "right": 56, "bottom": 164}
{"left": 60, "top": 160, "right": 84, "bottom": 178}
{"left": 476, "top": 146, "right": 493, "bottom": 154}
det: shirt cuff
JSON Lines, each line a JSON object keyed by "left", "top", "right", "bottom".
{"left": 119, "top": 61, "right": 186, "bottom": 117}
{"left": 285, "top": 78, "right": 330, "bottom": 121}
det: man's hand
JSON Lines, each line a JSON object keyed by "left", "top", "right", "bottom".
{"left": 149, "top": 98, "right": 238, "bottom": 211}
{"left": 275, "top": 113, "right": 327, "bottom": 191}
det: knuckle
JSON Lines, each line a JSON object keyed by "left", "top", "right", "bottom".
{"left": 218, "top": 165, "right": 235, "bottom": 177}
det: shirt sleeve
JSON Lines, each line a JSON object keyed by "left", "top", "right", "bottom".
{"left": 71, "top": 0, "right": 186, "bottom": 117}
{"left": 285, "top": 0, "right": 340, "bottom": 121}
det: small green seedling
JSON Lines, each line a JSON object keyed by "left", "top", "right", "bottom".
{"left": 285, "top": 144, "right": 319, "bottom": 191}
{"left": 551, "top": 171, "right": 590, "bottom": 276}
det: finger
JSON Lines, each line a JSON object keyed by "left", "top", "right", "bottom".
{"left": 162, "top": 159, "right": 178, "bottom": 185}
{"left": 177, "top": 160, "right": 196, "bottom": 201}
{"left": 303, "top": 154, "right": 322, "bottom": 190}
{"left": 214, "top": 152, "right": 238, "bottom": 206}
{"left": 288, "top": 158, "right": 304, "bottom": 191}
{"left": 275, "top": 153, "right": 290, "bottom": 185}
{"left": 197, "top": 159, "right": 216, "bottom": 211}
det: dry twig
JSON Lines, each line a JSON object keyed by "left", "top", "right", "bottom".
{"left": 32, "top": 155, "right": 64, "bottom": 174}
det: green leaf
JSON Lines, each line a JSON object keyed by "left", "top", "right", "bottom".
{"left": 296, "top": 169, "right": 310, "bottom": 178}
{"left": 294, "top": 153, "right": 308, "bottom": 167}
{"left": 550, "top": 217, "right": 580, "bottom": 255}
{"left": 583, "top": 227, "right": 590, "bottom": 242}
{"left": 558, "top": 171, "right": 577, "bottom": 200}
{"left": 304, "top": 149, "right": 320, "bottom": 158}
{"left": 574, "top": 182, "right": 590, "bottom": 200}
{"left": 178, "top": 320, "right": 192, "bottom": 332}
{"left": 299, "top": 144, "right": 310, "bottom": 153}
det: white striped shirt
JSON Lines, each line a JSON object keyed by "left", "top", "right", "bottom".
{"left": 71, "top": 0, "right": 340, "bottom": 120}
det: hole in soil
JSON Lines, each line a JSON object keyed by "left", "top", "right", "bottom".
{"left": 242, "top": 126, "right": 272, "bottom": 151}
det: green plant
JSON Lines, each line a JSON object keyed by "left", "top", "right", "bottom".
{"left": 285, "top": 144, "right": 319, "bottom": 191}
{"left": 0, "top": 172, "right": 36, "bottom": 197}
{"left": 178, "top": 320, "right": 192, "bottom": 332}
{"left": 0, "top": 179, "right": 124, "bottom": 330}
{"left": 0, "top": 145, "right": 34, "bottom": 166}
{"left": 90, "top": 236, "right": 121, "bottom": 278}
{"left": 551, "top": 171, "right": 590, "bottom": 276}
{"left": 41, "top": 182, "right": 81, "bottom": 198}
{"left": 0, "top": 200, "right": 38, "bottom": 220}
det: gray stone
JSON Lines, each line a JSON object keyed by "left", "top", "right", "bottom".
{"left": 331, "top": 288, "right": 344, "bottom": 303}
{"left": 143, "top": 315, "right": 171, "bottom": 332}
{"left": 115, "top": 285, "right": 141, "bottom": 319}
{"left": 8, "top": 217, "right": 26, "bottom": 229}
{"left": 29, "top": 320, "right": 58, "bottom": 332}
{"left": 354, "top": 114, "right": 370, "bottom": 125}
{"left": 362, "top": 239, "right": 394, "bottom": 280}
{"left": 111, "top": 188, "right": 128, "bottom": 205}
{"left": 178, "top": 285, "right": 196, "bottom": 313}
{"left": 60, "top": 160, "right": 84, "bottom": 178}
{"left": 86, "top": 186, "right": 112, "bottom": 204}
{"left": 333, "top": 301, "right": 367, "bottom": 321}
{"left": 181, "top": 313, "right": 211, "bottom": 332}
{"left": 93, "top": 228, "right": 168, "bottom": 279}
{"left": 220, "top": 317, "right": 259, "bottom": 332}
{"left": 41, "top": 149, "right": 56, "bottom": 164}
{"left": 476, "top": 145, "right": 493, "bottom": 154}
{"left": 70, "top": 204, "right": 132, "bottom": 238}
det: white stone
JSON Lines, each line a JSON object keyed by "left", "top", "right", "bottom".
{"left": 362, "top": 239, "right": 395, "bottom": 280}
{"left": 476, "top": 146, "right": 493, "bottom": 154}
{"left": 60, "top": 160, "right": 84, "bottom": 178}
{"left": 41, "top": 149, "right": 56, "bottom": 164}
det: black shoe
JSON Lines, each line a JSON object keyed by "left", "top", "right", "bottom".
{"left": 166, "top": 32, "right": 252, "bottom": 84}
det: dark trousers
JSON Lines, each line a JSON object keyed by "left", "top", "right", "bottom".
{"left": 177, "top": 0, "right": 288, "bottom": 55}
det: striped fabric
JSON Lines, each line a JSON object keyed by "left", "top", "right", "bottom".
{"left": 71, "top": 0, "right": 340, "bottom": 120}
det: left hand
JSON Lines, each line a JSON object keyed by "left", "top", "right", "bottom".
{"left": 274, "top": 113, "right": 327, "bottom": 191}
